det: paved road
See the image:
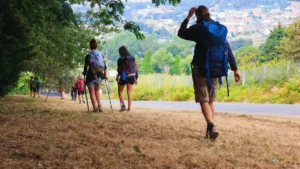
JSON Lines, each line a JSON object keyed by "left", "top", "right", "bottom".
{"left": 103, "top": 100, "right": 300, "bottom": 117}
{"left": 41, "top": 92, "right": 300, "bottom": 117}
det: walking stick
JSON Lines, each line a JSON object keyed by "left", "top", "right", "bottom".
{"left": 84, "top": 75, "right": 90, "bottom": 112}
{"left": 116, "top": 76, "right": 122, "bottom": 108}
{"left": 105, "top": 78, "right": 113, "bottom": 113}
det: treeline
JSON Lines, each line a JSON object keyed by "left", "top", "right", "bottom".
{"left": 235, "top": 20, "right": 300, "bottom": 68}
{"left": 1, "top": 0, "right": 170, "bottom": 96}
{"left": 104, "top": 33, "right": 252, "bottom": 74}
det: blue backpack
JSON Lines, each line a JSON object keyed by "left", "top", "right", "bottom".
{"left": 199, "top": 21, "right": 230, "bottom": 96}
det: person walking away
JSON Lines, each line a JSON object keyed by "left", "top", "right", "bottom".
{"left": 83, "top": 39, "right": 107, "bottom": 112}
{"left": 71, "top": 81, "right": 77, "bottom": 101}
{"left": 76, "top": 75, "right": 86, "bottom": 104}
{"left": 31, "top": 77, "right": 37, "bottom": 98}
{"left": 116, "top": 46, "right": 138, "bottom": 112}
{"left": 29, "top": 77, "right": 34, "bottom": 97}
{"left": 35, "top": 77, "right": 40, "bottom": 98}
{"left": 178, "top": 6, "right": 240, "bottom": 139}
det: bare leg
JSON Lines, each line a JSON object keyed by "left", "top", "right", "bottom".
{"left": 200, "top": 102, "right": 213, "bottom": 123}
{"left": 209, "top": 101, "right": 215, "bottom": 121}
{"left": 94, "top": 85, "right": 101, "bottom": 109}
{"left": 88, "top": 86, "right": 97, "bottom": 111}
{"left": 200, "top": 101, "right": 219, "bottom": 139}
{"left": 118, "top": 85, "right": 126, "bottom": 107}
{"left": 127, "top": 83, "right": 133, "bottom": 110}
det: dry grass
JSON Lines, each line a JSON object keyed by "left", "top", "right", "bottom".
{"left": 0, "top": 95, "right": 299, "bottom": 169}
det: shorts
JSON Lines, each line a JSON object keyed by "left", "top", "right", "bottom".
{"left": 32, "top": 88, "right": 37, "bottom": 92}
{"left": 86, "top": 77, "right": 102, "bottom": 87}
{"left": 192, "top": 66, "right": 218, "bottom": 103}
{"left": 78, "top": 91, "right": 84, "bottom": 95}
{"left": 119, "top": 77, "right": 136, "bottom": 85}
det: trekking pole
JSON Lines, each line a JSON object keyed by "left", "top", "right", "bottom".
{"left": 84, "top": 75, "right": 90, "bottom": 112}
{"left": 105, "top": 78, "right": 113, "bottom": 113}
{"left": 116, "top": 76, "right": 122, "bottom": 108}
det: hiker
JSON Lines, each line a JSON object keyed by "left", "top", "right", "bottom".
{"left": 29, "top": 77, "right": 34, "bottom": 96}
{"left": 178, "top": 6, "right": 240, "bottom": 139}
{"left": 71, "top": 81, "right": 77, "bottom": 101}
{"left": 83, "top": 39, "right": 107, "bottom": 112}
{"left": 76, "top": 75, "right": 86, "bottom": 104}
{"left": 31, "top": 77, "right": 37, "bottom": 98}
{"left": 35, "top": 77, "right": 40, "bottom": 98}
{"left": 116, "top": 46, "right": 138, "bottom": 112}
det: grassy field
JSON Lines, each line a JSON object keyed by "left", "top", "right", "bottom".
{"left": 0, "top": 96, "right": 299, "bottom": 168}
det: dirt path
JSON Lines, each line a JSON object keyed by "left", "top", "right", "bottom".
{"left": 0, "top": 95, "right": 299, "bottom": 168}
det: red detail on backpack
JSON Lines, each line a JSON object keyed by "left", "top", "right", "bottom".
{"left": 124, "top": 57, "right": 138, "bottom": 77}
{"left": 77, "top": 79, "right": 85, "bottom": 92}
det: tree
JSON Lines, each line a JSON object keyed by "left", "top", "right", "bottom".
{"left": 0, "top": 0, "right": 180, "bottom": 96}
{"left": 169, "top": 55, "right": 182, "bottom": 75}
{"left": 278, "top": 19, "right": 300, "bottom": 62}
{"left": 179, "top": 55, "right": 193, "bottom": 75}
{"left": 261, "top": 23, "right": 286, "bottom": 62}
{"left": 140, "top": 50, "right": 153, "bottom": 74}
{"left": 150, "top": 49, "right": 175, "bottom": 73}
{"left": 235, "top": 45, "right": 260, "bottom": 67}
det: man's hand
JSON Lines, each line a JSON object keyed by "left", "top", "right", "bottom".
{"left": 187, "top": 7, "right": 197, "bottom": 20}
{"left": 234, "top": 70, "right": 240, "bottom": 83}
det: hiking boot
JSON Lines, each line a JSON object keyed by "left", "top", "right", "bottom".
{"left": 119, "top": 105, "right": 126, "bottom": 112}
{"left": 82, "top": 100, "right": 86, "bottom": 103}
{"left": 206, "top": 123, "right": 219, "bottom": 140}
{"left": 98, "top": 107, "right": 104, "bottom": 113}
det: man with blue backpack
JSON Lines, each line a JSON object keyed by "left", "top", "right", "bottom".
{"left": 178, "top": 6, "right": 240, "bottom": 140}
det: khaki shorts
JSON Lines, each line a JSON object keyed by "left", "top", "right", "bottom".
{"left": 192, "top": 66, "right": 218, "bottom": 103}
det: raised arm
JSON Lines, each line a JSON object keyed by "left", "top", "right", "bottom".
{"left": 178, "top": 7, "right": 198, "bottom": 41}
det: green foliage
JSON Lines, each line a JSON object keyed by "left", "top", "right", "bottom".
{"left": 278, "top": 19, "right": 300, "bottom": 62}
{"left": 108, "top": 72, "right": 300, "bottom": 103}
{"left": 229, "top": 38, "right": 253, "bottom": 51}
{"left": 9, "top": 72, "right": 33, "bottom": 95}
{"left": 261, "top": 23, "right": 286, "bottom": 62}
{"left": 179, "top": 55, "right": 193, "bottom": 75}
{"left": 150, "top": 49, "right": 175, "bottom": 73}
{"left": 104, "top": 33, "right": 159, "bottom": 62}
{"left": 235, "top": 45, "right": 260, "bottom": 67}
{"left": 140, "top": 50, "right": 153, "bottom": 74}
{"left": 169, "top": 55, "right": 181, "bottom": 75}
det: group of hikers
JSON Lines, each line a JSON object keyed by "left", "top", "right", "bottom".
{"left": 30, "top": 5, "right": 241, "bottom": 140}
{"left": 80, "top": 5, "right": 240, "bottom": 140}
{"left": 82, "top": 39, "right": 138, "bottom": 113}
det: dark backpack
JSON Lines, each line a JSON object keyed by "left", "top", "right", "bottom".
{"left": 122, "top": 55, "right": 137, "bottom": 80}
{"left": 199, "top": 20, "right": 230, "bottom": 96}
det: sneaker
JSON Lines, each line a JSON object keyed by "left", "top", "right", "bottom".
{"left": 119, "top": 105, "right": 126, "bottom": 112}
{"left": 206, "top": 123, "right": 219, "bottom": 140}
{"left": 82, "top": 100, "right": 86, "bottom": 103}
{"left": 98, "top": 107, "right": 103, "bottom": 113}
{"left": 127, "top": 108, "right": 131, "bottom": 112}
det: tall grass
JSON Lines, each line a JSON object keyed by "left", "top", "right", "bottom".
{"left": 104, "top": 62, "right": 300, "bottom": 103}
